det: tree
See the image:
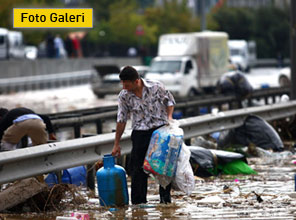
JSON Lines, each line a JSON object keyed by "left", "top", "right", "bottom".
{"left": 84, "top": 0, "right": 118, "bottom": 21}
{"left": 253, "top": 6, "right": 290, "bottom": 58}
{"left": 210, "top": 5, "right": 290, "bottom": 58}
{"left": 144, "top": 0, "right": 200, "bottom": 36}
{"left": 0, "top": 0, "right": 63, "bottom": 46}
{"left": 211, "top": 6, "right": 253, "bottom": 40}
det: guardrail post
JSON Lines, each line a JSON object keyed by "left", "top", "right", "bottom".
{"left": 74, "top": 124, "right": 81, "bottom": 138}
{"left": 272, "top": 95, "right": 276, "bottom": 103}
{"left": 96, "top": 119, "right": 103, "bottom": 134}
{"left": 86, "top": 164, "right": 95, "bottom": 190}
{"left": 82, "top": 134, "right": 96, "bottom": 190}
{"left": 264, "top": 96, "right": 269, "bottom": 105}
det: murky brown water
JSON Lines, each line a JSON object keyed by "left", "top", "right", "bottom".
{"left": 2, "top": 157, "right": 296, "bottom": 220}
{"left": 1, "top": 84, "right": 296, "bottom": 219}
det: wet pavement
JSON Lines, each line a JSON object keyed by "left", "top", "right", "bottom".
{"left": 1, "top": 156, "right": 296, "bottom": 219}
{"left": 0, "top": 69, "right": 294, "bottom": 219}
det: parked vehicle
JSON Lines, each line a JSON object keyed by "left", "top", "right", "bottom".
{"left": 278, "top": 67, "right": 290, "bottom": 87}
{"left": 0, "top": 28, "right": 8, "bottom": 59}
{"left": 228, "top": 40, "right": 256, "bottom": 72}
{"left": 145, "top": 31, "right": 230, "bottom": 97}
{"left": 91, "top": 65, "right": 149, "bottom": 98}
{"left": 0, "top": 27, "right": 37, "bottom": 59}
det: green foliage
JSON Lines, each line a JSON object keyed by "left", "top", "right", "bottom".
{"left": 108, "top": 0, "right": 158, "bottom": 46}
{"left": 211, "top": 6, "right": 254, "bottom": 40}
{"left": 211, "top": 5, "right": 290, "bottom": 58}
{"left": 145, "top": 0, "right": 200, "bottom": 36}
{"left": 252, "top": 6, "right": 290, "bottom": 58}
{"left": 0, "top": 0, "right": 63, "bottom": 45}
{"left": 87, "top": 0, "right": 198, "bottom": 50}
{"left": 0, "top": 0, "right": 290, "bottom": 58}
{"left": 84, "top": 0, "right": 117, "bottom": 21}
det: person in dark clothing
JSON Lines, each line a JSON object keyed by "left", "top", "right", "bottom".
{"left": 0, "top": 107, "right": 56, "bottom": 151}
{"left": 111, "top": 66, "right": 175, "bottom": 204}
{"left": 46, "top": 33, "right": 55, "bottom": 58}
{"left": 64, "top": 36, "right": 73, "bottom": 58}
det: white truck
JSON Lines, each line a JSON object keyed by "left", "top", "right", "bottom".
{"left": 145, "top": 31, "right": 230, "bottom": 97}
{"left": 228, "top": 40, "right": 256, "bottom": 72}
{"left": 0, "top": 27, "right": 37, "bottom": 59}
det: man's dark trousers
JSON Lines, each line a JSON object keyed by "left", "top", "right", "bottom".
{"left": 130, "top": 127, "right": 171, "bottom": 204}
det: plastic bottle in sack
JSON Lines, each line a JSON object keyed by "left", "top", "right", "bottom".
{"left": 144, "top": 121, "right": 183, "bottom": 177}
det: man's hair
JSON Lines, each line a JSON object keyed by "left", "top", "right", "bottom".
{"left": 0, "top": 108, "right": 8, "bottom": 118}
{"left": 119, "top": 66, "right": 139, "bottom": 81}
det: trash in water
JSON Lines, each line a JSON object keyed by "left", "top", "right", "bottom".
{"left": 252, "top": 191, "right": 263, "bottom": 203}
{"left": 197, "top": 195, "right": 225, "bottom": 204}
{"left": 71, "top": 212, "right": 89, "bottom": 220}
{"left": 56, "top": 217, "right": 77, "bottom": 220}
{"left": 191, "top": 136, "right": 217, "bottom": 149}
{"left": 218, "top": 115, "right": 284, "bottom": 151}
{"left": 188, "top": 146, "right": 256, "bottom": 177}
{"left": 255, "top": 147, "right": 293, "bottom": 165}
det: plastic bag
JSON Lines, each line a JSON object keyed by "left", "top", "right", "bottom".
{"left": 143, "top": 120, "right": 183, "bottom": 188}
{"left": 172, "top": 143, "right": 195, "bottom": 195}
{"left": 218, "top": 115, "right": 284, "bottom": 151}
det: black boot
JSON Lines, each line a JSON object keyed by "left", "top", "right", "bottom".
{"left": 159, "top": 183, "right": 171, "bottom": 204}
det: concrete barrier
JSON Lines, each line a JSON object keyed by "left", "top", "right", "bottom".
{"left": 0, "top": 57, "right": 142, "bottom": 78}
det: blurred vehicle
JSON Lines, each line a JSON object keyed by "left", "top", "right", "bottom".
{"left": 228, "top": 40, "right": 256, "bottom": 72}
{"left": 91, "top": 65, "right": 150, "bottom": 98}
{"left": 37, "top": 41, "right": 47, "bottom": 58}
{"left": 278, "top": 67, "right": 290, "bottom": 87}
{"left": 145, "top": 31, "right": 230, "bottom": 97}
{"left": 24, "top": 46, "right": 38, "bottom": 60}
{"left": 0, "top": 28, "right": 8, "bottom": 58}
{"left": 0, "top": 27, "right": 37, "bottom": 59}
{"left": 91, "top": 65, "right": 121, "bottom": 98}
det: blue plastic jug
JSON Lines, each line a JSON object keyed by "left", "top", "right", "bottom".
{"left": 62, "top": 165, "right": 87, "bottom": 186}
{"left": 96, "top": 154, "right": 129, "bottom": 206}
{"left": 45, "top": 172, "right": 58, "bottom": 187}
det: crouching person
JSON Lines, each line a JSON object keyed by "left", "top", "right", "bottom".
{"left": 0, "top": 107, "right": 56, "bottom": 151}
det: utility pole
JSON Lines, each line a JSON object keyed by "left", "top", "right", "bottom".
{"left": 291, "top": 0, "right": 296, "bottom": 100}
{"left": 200, "top": 0, "right": 206, "bottom": 31}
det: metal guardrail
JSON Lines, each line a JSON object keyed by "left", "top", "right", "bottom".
{"left": 49, "top": 87, "right": 290, "bottom": 138}
{"left": 0, "top": 100, "right": 296, "bottom": 185}
{"left": 48, "top": 87, "right": 290, "bottom": 120}
{"left": 0, "top": 70, "right": 95, "bottom": 93}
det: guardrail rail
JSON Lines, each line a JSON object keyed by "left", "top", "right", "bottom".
{"left": 0, "top": 100, "right": 295, "bottom": 185}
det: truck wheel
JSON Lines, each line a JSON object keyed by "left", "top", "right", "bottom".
{"left": 95, "top": 93, "right": 105, "bottom": 99}
{"left": 187, "top": 88, "right": 198, "bottom": 97}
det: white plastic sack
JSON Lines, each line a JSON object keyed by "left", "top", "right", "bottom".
{"left": 172, "top": 143, "right": 195, "bottom": 195}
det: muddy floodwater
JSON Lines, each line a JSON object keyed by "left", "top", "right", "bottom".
{"left": 1, "top": 156, "right": 296, "bottom": 220}
{"left": 0, "top": 83, "right": 295, "bottom": 219}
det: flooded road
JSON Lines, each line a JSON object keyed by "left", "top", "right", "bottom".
{"left": 1, "top": 156, "right": 296, "bottom": 220}
{"left": 0, "top": 84, "right": 117, "bottom": 114}
{"left": 0, "top": 67, "right": 283, "bottom": 114}
{"left": 0, "top": 68, "right": 295, "bottom": 219}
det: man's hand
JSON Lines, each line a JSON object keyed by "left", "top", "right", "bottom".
{"left": 112, "top": 122, "right": 126, "bottom": 157}
{"left": 49, "top": 133, "right": 57, "bottom": 140}
{"left": 112, "top": 144, "right": 121, "bottom": 157}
